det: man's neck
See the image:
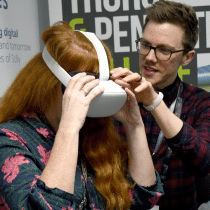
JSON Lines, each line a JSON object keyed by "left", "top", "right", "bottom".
{"left": 158, "top": 76, "right": 179, "bottom": 94}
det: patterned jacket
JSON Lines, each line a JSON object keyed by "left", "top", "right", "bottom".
{"left": 0, "top": 115, "right": 163, "bottom": 210}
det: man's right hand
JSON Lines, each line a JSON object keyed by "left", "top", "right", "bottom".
{"left": 110, "top": 67, "right": 159, "bottom": 106}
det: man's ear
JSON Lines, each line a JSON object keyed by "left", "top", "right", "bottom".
{"left": 182, "top": 50, "right": 195, "bottom": 67}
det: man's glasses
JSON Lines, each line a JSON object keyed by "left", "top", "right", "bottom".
{"left": 135, "top": 38, "right": 188, "bottom": 61}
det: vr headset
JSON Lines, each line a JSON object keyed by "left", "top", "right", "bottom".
{"left": 42, "top": 30, "right": 127, "bottom": 118}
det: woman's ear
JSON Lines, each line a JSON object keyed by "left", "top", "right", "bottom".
{"left": 182, "top": 50, "right": 195, "bottom": 67}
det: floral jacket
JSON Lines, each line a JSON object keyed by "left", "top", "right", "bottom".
{"left": 0, "top": 115, "right": 163, "bottom": 210}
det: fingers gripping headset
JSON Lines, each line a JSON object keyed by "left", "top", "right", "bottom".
{"left": 42, "top": 30, "right": 127, "bottom": 118}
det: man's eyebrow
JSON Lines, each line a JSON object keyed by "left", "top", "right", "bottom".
{"left": 141, "top": 37, "right": 176, "bottom": 51}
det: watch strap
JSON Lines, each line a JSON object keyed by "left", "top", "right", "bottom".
{"left": 143, "top": 92, "right": 163, "bottom": 111}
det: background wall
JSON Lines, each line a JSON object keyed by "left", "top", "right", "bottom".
{"left": 0, "top": 0, "right": 49, "bottom": 98}
{"left": 48, "top": 0, "right": 210, "bottom": 91}
{"left": 38, "top": 0, "right": 50, "bottom": 50}
{"left": 1, "top": 0, "right": 210, "bottom": 98}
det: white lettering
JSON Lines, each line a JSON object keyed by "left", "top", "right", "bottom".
{"left": 134, "top": 0, "right": 141, "bottom": 10}
{"left": 71, "top": 0, "right": 78, "bottom": 13}
{"left": 71, "top": 0, "right": 103, "bottom": 13}
{"left": 95, "top": 17, "right": 112, "bottom": 40}
{"left": 130, "top": 15, "right": 143, "bottom": 52}
{"left": 195, "top": 11, "right": 205, "bottom": 49}
{"left": 96, "top": 0, "right": 103, "bottom": 12}
{"left": 113, "top": 16, "right": 130, "bottom": 52}
{"left": 84, "top": 0, "right": 91, "bottom": 13}
{"left": 143, "top": 14, "right": 147, "bottom": 24}
{"left": 103, "top": 0, "right": 120, "bottom": 12}
{"left": 71, "top": 0, "right": 143, "bottom": 13}
{"left": 206, "top": 11, "right": 210, "bottom": 48}
{"left": 122, "top": 0, "right": 129, "bottom": 11}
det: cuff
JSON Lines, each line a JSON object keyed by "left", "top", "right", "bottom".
{"left": 166, "top": 124, "right": 184, "bottom": 144}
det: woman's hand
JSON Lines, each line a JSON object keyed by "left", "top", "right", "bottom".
{"left": 60, "top": 72, "right": 104, "bottom": 132}
{"left": 40, "top": 72, "right": 104, "bottom": 194}
{"left": 113, "top": 88, "right": 143, "bottom": 127}
{"left": 112, "top": 74, "right": 157, "bottom": 187}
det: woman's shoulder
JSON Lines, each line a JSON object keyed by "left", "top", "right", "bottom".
{"left": 0, "top": 115, "right": 33, "bottom": 135}
{"left": 0, "top": 115, "right": 54, "bottom": 146}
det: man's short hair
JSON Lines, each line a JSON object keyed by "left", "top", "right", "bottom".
{"left": 143, "top": 1, "right": 199, "bottom": 51}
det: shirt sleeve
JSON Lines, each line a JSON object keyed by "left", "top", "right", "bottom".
{"left": 167, "top": 93, "right": 210, "bottom": 177}
{"left": 129, "top": 170, "right": 164, "bottom": 209}
{"left": 0, "top": 125, "right": 80, "bottom": 210}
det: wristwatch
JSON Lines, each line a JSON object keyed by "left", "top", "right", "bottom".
{"left": 143, "top": 92, "right": 164, "bottom": 111}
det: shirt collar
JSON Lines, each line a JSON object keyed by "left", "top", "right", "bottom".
{"left": 21, "top": 114, "right": 55, "bottom": 140}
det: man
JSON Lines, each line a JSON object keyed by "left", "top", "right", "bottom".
{"left": 110, "top": 1, "right": 210, "bottom": 209}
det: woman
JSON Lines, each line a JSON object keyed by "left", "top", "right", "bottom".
{"left": 0, "top": 21, "right": 163, "bottom": 210}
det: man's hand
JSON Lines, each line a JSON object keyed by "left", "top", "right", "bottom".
{"left": 110, "top": 67, "right": 158, "bottom": 106}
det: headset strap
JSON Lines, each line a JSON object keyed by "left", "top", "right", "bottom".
{"left": 77, "top": 31, "right": 109, "bottom": 81}
{"left": 42, "top": 47, "right": 70, "bottom": 87}
{"left": 42, "top": 31, "right": 110, "bottom": 86}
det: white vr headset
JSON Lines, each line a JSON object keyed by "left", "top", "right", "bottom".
{"left": 42, "top": 30, "right": 127, "bottom": 117}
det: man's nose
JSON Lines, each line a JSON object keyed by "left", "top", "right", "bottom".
{"left": 145, "top": 48, "right": 158, "bottom": 62}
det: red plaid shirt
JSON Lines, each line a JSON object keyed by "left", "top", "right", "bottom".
{"left": 115, "top": 76, "right": 210, "bottom": 210}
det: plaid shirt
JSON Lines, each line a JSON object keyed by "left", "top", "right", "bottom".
{"left": 115, "top": 76, "right": 210, "bottom": 210}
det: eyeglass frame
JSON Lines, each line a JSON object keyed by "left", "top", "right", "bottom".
{"left": 135, "top": 38, "right": 189, "bottom": 61}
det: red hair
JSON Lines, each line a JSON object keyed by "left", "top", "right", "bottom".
{"left": 0, "top": 21, "right": 133, "bottom": 209}
{"left": 80, "top": 117, "right": 133, "bottom": 210}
